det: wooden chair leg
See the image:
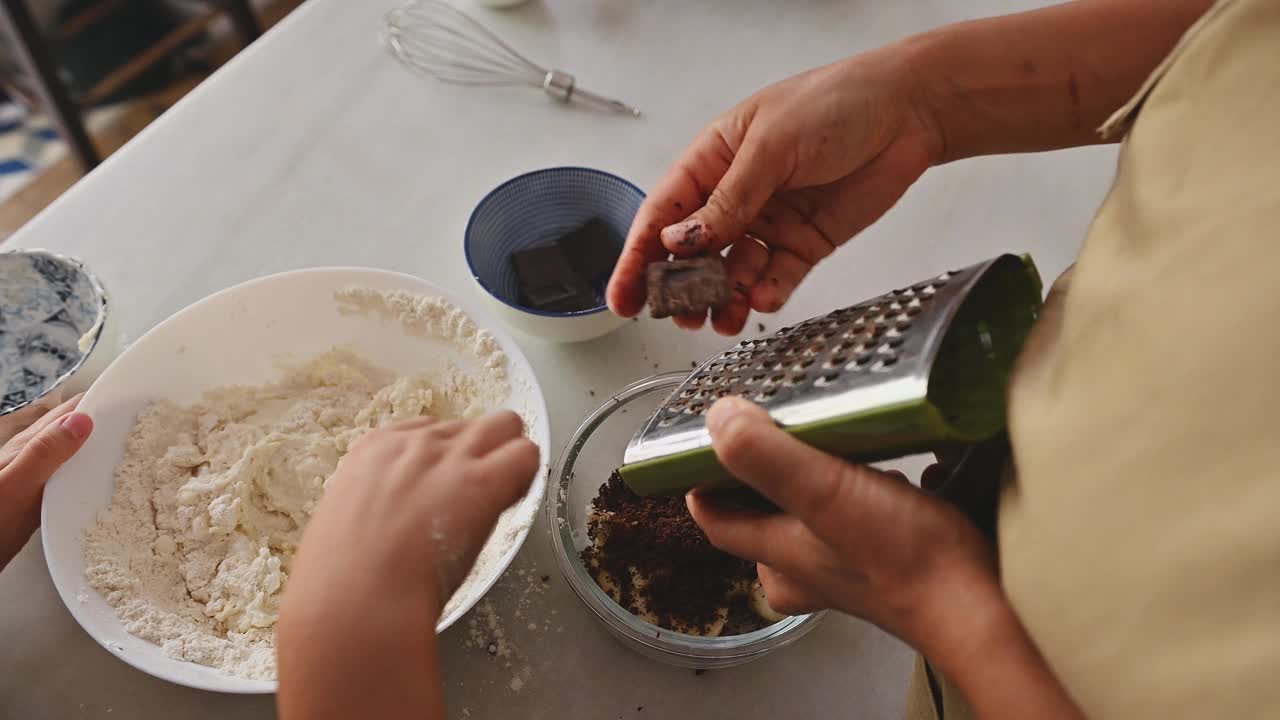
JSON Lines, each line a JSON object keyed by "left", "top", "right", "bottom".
{"left": 0, "top": 0, "right": 99, "bottom": 171}
{"left": 220, "top": 0, "right": 261, "bottom": 47}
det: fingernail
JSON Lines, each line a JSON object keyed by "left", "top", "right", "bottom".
{"left": 660, "top": 219, "right": 710, "bottom": 251}
{"left": 60, "top": 412, "right": 93, "bottom": 442}
{"left": 706, "top": 397, "right": 749, "bottom": 435}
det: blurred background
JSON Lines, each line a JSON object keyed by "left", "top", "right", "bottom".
{"left": 0, "top": 0, "right": 306, "bottom": 240}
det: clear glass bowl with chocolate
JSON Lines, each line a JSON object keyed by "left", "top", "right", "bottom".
{"left": 548, "top": 372, "right": 826, "bottom": 669}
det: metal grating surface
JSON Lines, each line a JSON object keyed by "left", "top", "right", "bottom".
{"left": 625, "top": 262, "right": 992, "bottom": 467}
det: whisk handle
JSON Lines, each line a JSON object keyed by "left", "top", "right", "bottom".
{"left": 542, "top": 69, "right": 642, "bottom": 117}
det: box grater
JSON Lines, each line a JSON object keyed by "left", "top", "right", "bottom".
{"left": 619, "top": 253, "right": 1043, "bottom": 497}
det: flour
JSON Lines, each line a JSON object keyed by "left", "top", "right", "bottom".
{"left": 334, "top": 287, "right": 506, "bottom": 379}
{"left": 83, "top": 288, "right": 535, "bottom": 681}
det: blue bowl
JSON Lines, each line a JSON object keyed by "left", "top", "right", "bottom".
{"left": 465, "top": 167, "right": 644, "bottom": 342}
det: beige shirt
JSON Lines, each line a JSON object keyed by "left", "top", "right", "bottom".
{"left": 910, "top": 0, "right": 1280, "bottom": 717}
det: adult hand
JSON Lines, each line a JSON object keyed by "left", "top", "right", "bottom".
{"left": 0, "top": 395, "right": 92, "bottom": 572}
{"left": 688, "top": 397, "right": 1084, "bottom": 718}
{"left": 685, "top": 397, "right": 992, "bottom": 647}
{"left": 607, "top": 45, "right": 942, "bottom": 335}
{"left": 278, "top": 411, "right": 539, "bottom": 720}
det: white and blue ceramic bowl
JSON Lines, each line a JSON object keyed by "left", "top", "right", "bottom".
{"left": 0, "top": 250, "right": 114, "bottom": 440}
{"left": 465, "top": 166, "right": 642, "bottom": 343}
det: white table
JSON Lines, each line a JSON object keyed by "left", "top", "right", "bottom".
{"left": 0, "top": 1, "right": 1118, "bottom": 717}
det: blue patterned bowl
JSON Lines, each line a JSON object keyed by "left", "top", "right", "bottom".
{"left": 0, "top": 250, "right": 110, "bottom": 438}
{"left": 465, "top": 167, "right": 642, "bottom": 343}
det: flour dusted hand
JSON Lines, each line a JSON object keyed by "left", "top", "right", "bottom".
{"left": 276, "top": 411, "right": 539, "bottom": 720}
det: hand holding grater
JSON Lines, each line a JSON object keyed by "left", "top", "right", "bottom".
{"left": 619, "top": 254, "right": 1043, "bottom": 504}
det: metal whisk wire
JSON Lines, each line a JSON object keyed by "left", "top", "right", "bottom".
{"left": 384, "top": 0, "right": 641, "bottom": 116}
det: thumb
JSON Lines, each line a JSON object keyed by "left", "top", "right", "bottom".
{"left": 706, "top": 396, "right": 896, "bottom": 538}
{"left": 660, "top": 141, "right": 782, "bottom": 256}
{"left": 4, "top": 412, "right": 93, "bottom": 491}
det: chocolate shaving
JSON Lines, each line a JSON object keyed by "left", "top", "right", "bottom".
{"left": 580, "top": 471, "right": 760, "bottom": 634}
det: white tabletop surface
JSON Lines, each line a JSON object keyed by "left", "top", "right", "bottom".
{"left": 0, "top": 0, "right": 1118, "bottom": 717}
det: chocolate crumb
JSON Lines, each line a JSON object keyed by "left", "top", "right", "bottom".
{"left": 486, "top": 642, "right": 497, "bottom": 656}
{"left": 637, "top": 707, "right": 644, "bottom": 712}
{"left": 757, "top": 323, "right": 765, "bottom": 332}
{"left": 580, "top": 472, "right": 762, "bottom": 634}
{"left": 589, "top": 390, "right": 596, "bottom": 396}
{"left": 541, "top": 575, "right": 550, "bottom": 583}
{"left": 690, "top": 361, "right": 697, "bottom": 368}
{"left": 694, "top": 669, "right": 707, "bottom": 676}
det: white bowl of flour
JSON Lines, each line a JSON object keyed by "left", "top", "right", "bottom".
{"left": 40, "top": 268, "right": 549, "bottom": 694}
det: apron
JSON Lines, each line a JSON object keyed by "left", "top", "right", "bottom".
{"left": 908, "top": 0, "right": 1280, "bottom": 716}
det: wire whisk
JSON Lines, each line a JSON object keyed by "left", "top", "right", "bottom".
{"left": 384, "top": 0, "right": 642, "bottom": 117}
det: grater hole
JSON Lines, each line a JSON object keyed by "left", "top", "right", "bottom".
{"left": 658, "top": 416, "right": 679, "bottom": 428}
{"left": 827, "top": 355, "right": 848, "bottom": 368}
{"left": 874, "top": 356, "right": 899, "bottom": 371}
{"left": 755, "top": 390, "right": 776, "bottom": 401}
{"left": 788, "top": 372, "right": 808, "bottom": 385}
{"left": 896, "top": 320, "right": 913, "bottom": 332}
{"left": 888, "top": 337, "right": 905, "bottom": 349}
{"left": 689, "top": 402, "right": 706, "bottom": 414}
{"left": 796, "top": 358, "right": 815, "bottom": 370}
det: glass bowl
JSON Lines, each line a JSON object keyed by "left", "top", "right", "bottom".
{"left": 548, "top": 372, "right": 826, "bottom": 669}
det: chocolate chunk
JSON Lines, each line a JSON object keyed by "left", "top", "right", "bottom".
{"left": 646, "top": 257, "right": 729, "bottom": 319}
{"left": 510, "top": 244, "right": 598, "bottom": 313}
{"left": 555, "top": 218, "right": 622, "bottom": 285}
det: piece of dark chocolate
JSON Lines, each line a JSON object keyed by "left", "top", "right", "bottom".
{"left": 555, "top": 218, "right": 622, "bottom": 285}
{"left": 511, "top": 244, "right": 597, "bottom": 313}
{"left": 646, "top": 256, "right": 730, "bottom": 319}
